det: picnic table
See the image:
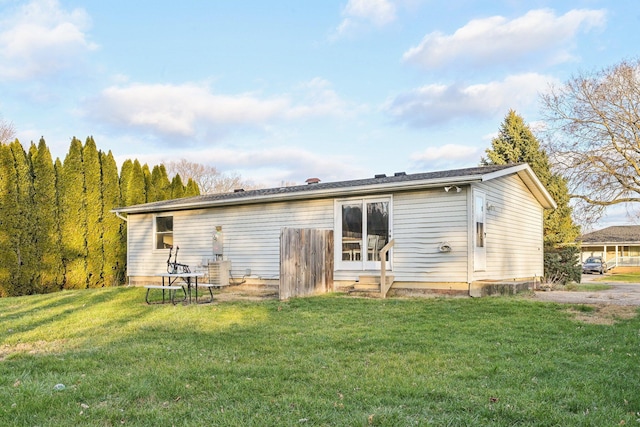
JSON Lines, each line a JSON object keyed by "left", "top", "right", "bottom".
{"left": 144, "top": 272, "right": 214, "bottom": 304}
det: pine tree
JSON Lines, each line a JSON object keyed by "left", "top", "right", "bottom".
{"left": 59, "top": 137, "right": 88, "bottom": 289}
{"left": 482, "top": 110, "right": 581, "bottom": 248}
{"left": 29, "top": 138, "right": 62, "bottom": 292}
{"left": 83, "top": 137, "right": 104, "bottom": 288}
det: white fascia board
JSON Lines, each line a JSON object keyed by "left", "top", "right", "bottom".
{"left": 482, "top": 164, "right": 556, "bottom": 209}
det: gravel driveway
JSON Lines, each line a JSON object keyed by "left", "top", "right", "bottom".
{"left": 533, "top": 274, "right": 640, "bottom": 306}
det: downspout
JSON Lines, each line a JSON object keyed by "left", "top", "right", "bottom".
{"left": 467, "top": 185, "right": 474, "bottom": 297}
{"left": 114, "top": 211, "right": 128, "bottom": 222}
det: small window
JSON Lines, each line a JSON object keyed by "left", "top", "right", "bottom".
{"left": 155, "top": 216, "right": 173, "bottom": 249}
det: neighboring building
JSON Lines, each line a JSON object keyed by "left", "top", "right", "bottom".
{"left": 112, "top": 163, "right": 556, "bottom": 297}
{"left": 579, "top": 225, "right": 640, "bottom": 268}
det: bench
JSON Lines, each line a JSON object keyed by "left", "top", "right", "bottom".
{"left": 144, "top": 285, "right": 186, "bottom": 305}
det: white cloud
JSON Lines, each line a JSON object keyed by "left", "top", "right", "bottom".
{"left": 403, "top": 8, "right": 606, "bottom": 69}
{"left": 335, "top": 0, "right": 397, "bottom": 37}
{"left": 386, "top": 73, "right": 555, "bottom": 127}
{"left": 410, "top": 143, "right": 480, "bottom": 170}
{"left": 286, "top": 78, "right": 351, "bottom": 119}
{"left": 86, "top": 79, "right": 351, "bottom": 140}
{"left": 0, "top": 0, "right": 97, "bottom": 80}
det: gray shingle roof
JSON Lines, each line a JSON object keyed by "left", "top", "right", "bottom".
{"left": 580, "top": 226, "right": 640, "bottom": 244}
{"left": 113, "top": 163, "right": 543, "bottom": 214}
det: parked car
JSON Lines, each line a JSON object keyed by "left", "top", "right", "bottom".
{"left": 582, "top": 256, "right": 607, "bottom": 274}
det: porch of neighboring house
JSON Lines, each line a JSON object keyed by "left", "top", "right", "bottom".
{"left": 579, "top": 226, "right": 640, "bottom": 270}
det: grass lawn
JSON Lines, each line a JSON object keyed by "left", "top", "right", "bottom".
{"left": 596, "top": 273, "right": 640, "bottom": 283}
{"left": 1, "top": 288, "right": 639, "bottom": 426}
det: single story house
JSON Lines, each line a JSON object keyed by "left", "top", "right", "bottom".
{"left": 579, "top": 225, "right": 640, "bottom": 269}
{"left": 112, "top": 163, "right": 556, "bottom": 297}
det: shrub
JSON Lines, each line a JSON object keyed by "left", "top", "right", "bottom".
{"left": 544, "top": 245, "right": 582, "bottom": 285}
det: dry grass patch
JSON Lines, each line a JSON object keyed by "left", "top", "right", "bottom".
{"left": 0, "top": 339, "right": 68, "bottom": 361}
{"left": 567, "top": 304, "right": 638, "bottom": 325}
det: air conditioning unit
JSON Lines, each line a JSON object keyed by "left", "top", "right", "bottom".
{"left": 208, "top": 260, "right": 231, "bottom": 286}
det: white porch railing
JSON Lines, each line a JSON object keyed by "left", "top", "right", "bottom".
{"left": 379, "top": 239, "right": 395, "bottom": 298}
{"left": 616, "top": 256, "right": 640, "bottom": 267}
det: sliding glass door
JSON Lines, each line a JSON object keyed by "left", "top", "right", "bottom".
{"left": 337, "top": 197, "right": 391, "bottom": 270}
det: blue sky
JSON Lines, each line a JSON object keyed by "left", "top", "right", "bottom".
{"left": 1, "top": 0, "right": 638, "bottom": 225}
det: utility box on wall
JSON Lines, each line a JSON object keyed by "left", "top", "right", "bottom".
{"left": 213, "top": 226, "right": 223, "bottom": 258}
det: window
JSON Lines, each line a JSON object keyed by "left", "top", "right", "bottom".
{"left": 474, "top": 195, "right": 485, "bottom": 248}
{"left": 155, "top": 216, "right": 173, "bottom": 249}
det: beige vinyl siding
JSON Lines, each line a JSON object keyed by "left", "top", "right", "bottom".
{"left": 391, "top": 188, "right": 469, "bottom": 282}
{"left": 127, "top": 213, "right": 155, "bottom": 277}
{"left": 127, "top": 199, "right": 334, "bottom": 278}
{"left": 475, "top": 174, "right": 544, "bottom": 281}
{"left": 126, "top": 171, "right": 547, "bottom": 285}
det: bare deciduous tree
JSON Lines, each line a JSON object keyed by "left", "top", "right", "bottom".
{"left": 165, "top": 159, "right": 261, "bottom": 194}
{"left": 0, "top": 117, "right": 16, "bottom": 144}
{"left": 540, "top": 58, "right": 640, "bottom": 224}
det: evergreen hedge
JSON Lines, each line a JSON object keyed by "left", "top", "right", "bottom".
{"left": 0, "top": 137, "right": 199, "bottom": 296}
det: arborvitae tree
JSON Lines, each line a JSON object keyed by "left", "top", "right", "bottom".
{"left": 0, "top": 134, "right": 208, "bottom": 296}
{"left": 0, "top": 143, "right": 19, "bottom": 296}
{"left": 126, "top": 160, "right": 146, "bottom": 206}
{"left": 119, "top": 159, "right": 133, "bottom": 207}
{"left": 149, "top": 164, "right": 171, "bottom": 202}
{"left": 170, "top": 174, "right": 185, "bottom": 199}
{"left": 482, "top": 110, "right": 580, "bottom": 248}
{"left": 9, "top": 140, "right": 37, "bottom": 294}
{"left": 100, "top": 150, "right": 125, "bottom": 286}
{"left": 142, "top": 163, "right": 152, "bottom": 202}
{"left": 184, "top": 178, "right": 200, "bottom": 197}
{"left": 53, "top": 157, "right": 65, "bottom": 287}
{"left": 59, "top": 137, "right": 88, "bottom": 289}
{"left": 29, "top": 138, "right": 62, "bottom": 293}
{"left": 83, "top": 137, "right": 104, "bottom": 288}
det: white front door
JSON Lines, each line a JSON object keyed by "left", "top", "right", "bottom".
{"left": 473, "top": 190, "right": 486, "bottom": 271}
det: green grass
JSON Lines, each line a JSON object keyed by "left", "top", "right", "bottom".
{"left": 597, "top": 273, "right": 640, "bottom": 283}
{"left": 1, "top": 288, "right": 639, "bottom": 426}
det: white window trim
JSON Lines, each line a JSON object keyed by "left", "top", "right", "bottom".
{"left": 153, "top": 214, "right": 174, "bottom": 251}
{"left": 334, "top": 195, "right": 393, "bottom": 271}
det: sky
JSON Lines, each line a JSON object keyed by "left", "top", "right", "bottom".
{"left": 1, "top": 0, "right": 639, "bottom": 227}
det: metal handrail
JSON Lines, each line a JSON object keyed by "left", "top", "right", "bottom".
{"left": 379, "top": 239, "right": 395, "bottom": 298}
